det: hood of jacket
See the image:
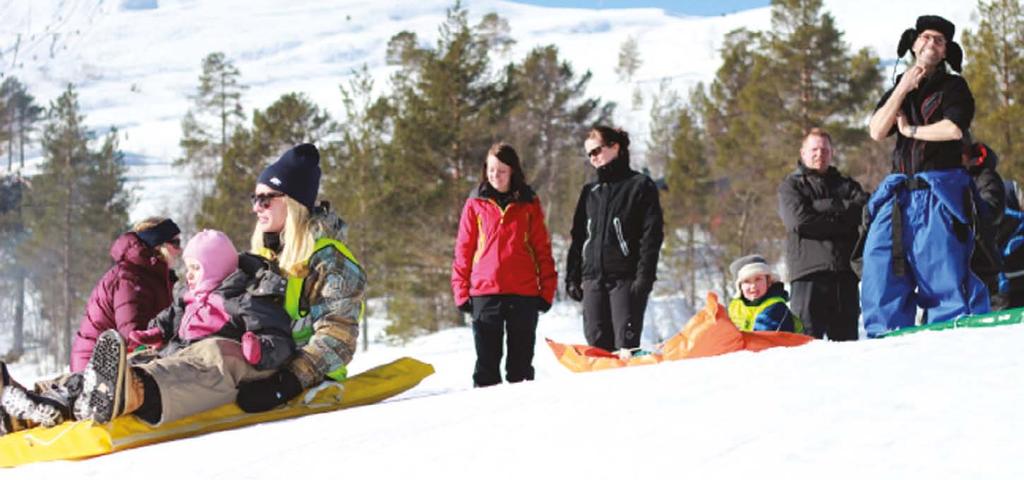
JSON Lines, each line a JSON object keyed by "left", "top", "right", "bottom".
{"left": 966, "top": 142, "right": 999, "bottom": 175}
{"left": 109, "top": 232, "right": 164, "bottom": 269}
{"left": 309, "top": 206, "right": 349, "bottom": 242}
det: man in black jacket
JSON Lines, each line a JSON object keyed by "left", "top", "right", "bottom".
{"left": 778, "top": 128, "right": 868, "bottom": 340}
{"left": 566, "top": 126, "right": 664, "bottom": 352}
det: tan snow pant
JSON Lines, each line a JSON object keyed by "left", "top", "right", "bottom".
{"left": 135, "top": 338, "right": 274, "bottom": 425}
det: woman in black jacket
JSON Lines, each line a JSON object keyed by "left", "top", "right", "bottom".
{"left": 565, "top": 126, "right": 664, "bottom": 353}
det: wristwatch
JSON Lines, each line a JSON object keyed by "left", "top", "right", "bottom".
{"left": 909, "top": 125, "right": 917, "bottom": 138}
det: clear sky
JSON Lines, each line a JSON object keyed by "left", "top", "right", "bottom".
{"left": 514, "top": 0, "right": 771, "bottom": 16}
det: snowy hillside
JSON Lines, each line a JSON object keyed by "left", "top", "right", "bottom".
{"left": 6, "top": 303, "right": 1024, "bottom": 478}
{"left": 1, "top": 0, "right": 972, "bottom": 220}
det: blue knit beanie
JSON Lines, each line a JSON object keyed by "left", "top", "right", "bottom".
{"left": 257, "top": 144, "right": 322, "bottom": 211}
{"left": 135, "top": 218, "right": 181, "bottom": 248}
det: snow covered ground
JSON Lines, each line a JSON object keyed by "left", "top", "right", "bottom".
{"left": 5, "top": 301, "right": 1024, "bottom": 478}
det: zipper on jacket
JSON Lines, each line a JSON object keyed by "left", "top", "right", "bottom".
{"left": 582, "top": 219, "right": 593, "bottom": 264}
{"left": 613, "top": 217, "right": 630, "bottom": 257}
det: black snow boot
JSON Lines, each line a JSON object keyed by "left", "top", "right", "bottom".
{"left": 75, "top": 330, "right": 129, "bottom": 424}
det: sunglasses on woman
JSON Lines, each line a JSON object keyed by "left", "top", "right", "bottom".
{"left": 250, "top": 192, "right": 286, "bottom": 209}
{"left": 586, "top": 143, "right": 614, "bottom": 159}
{"left": 165, "top": 237, "right": 181, "bottom": 248}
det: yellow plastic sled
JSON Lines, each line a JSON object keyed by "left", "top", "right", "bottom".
{"left": 0, "top": 357, "right": 434, "bottom": 467}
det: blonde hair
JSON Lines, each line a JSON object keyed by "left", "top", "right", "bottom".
{"left": 131, "top": 216, "right": 175, "bottom": 263}
{"left": 250, "top": 196, "right": 316, "bottom": 277}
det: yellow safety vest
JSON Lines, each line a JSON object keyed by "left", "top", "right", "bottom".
{"left": 727, "top": 296, "right": 802, "bottom": 333}
{"left": 263, "top": 237, "right": 365, "bottom": 381}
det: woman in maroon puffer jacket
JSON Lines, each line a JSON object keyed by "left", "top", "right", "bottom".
{"left": 70, "top": 218, "right": 182, "bottom": 372}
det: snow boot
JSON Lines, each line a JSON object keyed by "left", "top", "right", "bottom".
{"left": 0, "top": 382, "right": 67, "bottom": 428}
{"left": 77, "top": 330, "right": 136, "bottom": 424}
{"left": 1, "top": 362, "right": 11, "bottom": 435}
{"left": 33, "top": 372, "right": 82, "bottom": 420}
{"left": 1, "top": 361, "right": 33, "bottom": 435}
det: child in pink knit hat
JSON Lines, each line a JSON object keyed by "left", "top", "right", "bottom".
{"left": 129, "top": 230, "right": 294, "bottom": 370}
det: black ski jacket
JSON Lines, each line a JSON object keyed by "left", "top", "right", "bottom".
{"left": 875, "top": 69, "right": 974, "bottom": 174}
{"left": 778, "top": 163, "right": 868, "bottom": 281}
{"left": 967, "top": 146, "right": 1006, "bottom": 277}
{"left": 566, "top": 156, "right": 664, "bottom": 285}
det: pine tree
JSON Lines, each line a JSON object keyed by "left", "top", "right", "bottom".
{"left": 0, "top": 173, "right": 29, "bottom": 360}
{"left": 197, "top": 92, "right": 332, "bottom": 247}
{"left": 616, "top": 35, "right": 642, "bottom": 83}
{"left": 694, "top": 0, "right": 881, "bottom": 294}
{"left": 0, "top": 78, "right": 44, "bottom": 172}
{"left": 501, "top": 45, "right": 614, "bottom": 236}
{"left": 962, "top": 0, "right": 1024, "bottom": 180}
{"left": 19, "top": 85, "right": 130, "bottom": 363}
{"left": 379, "top": 3, "right": 514, "bottom": 339}
{"left": 663, "top": 97, "right": 711, "bottom": 309}
{"left": 645, "top": 79, "right": 683, "bottom": 178}
{"left": 178, "top": 52, "right": 248, "bottom": 204}
{"left": 321, "top": 66, "right": 392, "bottom": 351}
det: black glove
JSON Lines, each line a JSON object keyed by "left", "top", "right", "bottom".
{"left": 236, "top": 368, "right": 304, "bottom": 413}
{"left": 630, "top": 278, "right": 653, "bottom": 298}
{"left": 458, "top": 300, "right": 473, "bottom": 314}
{"left": 536, "top": 297, "right": 552, "bottom": 313}
{"left": 566, "top": 281, "right": 583, "bottom": 302}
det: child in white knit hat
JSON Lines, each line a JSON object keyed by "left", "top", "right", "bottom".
{"left": 727, "top": 254, "right": 803, "bottom": 333}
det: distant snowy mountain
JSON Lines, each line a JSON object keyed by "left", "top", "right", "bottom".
{"left": 1, "top": 0, "right": 971, "bottom": 220}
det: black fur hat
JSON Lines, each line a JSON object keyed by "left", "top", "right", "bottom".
{"left": 896, "top": 15, "right": 962, "bottom": 72}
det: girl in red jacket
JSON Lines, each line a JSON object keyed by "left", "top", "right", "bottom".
{"left": 451, "top": 143, "right": 557, "bottom": 387}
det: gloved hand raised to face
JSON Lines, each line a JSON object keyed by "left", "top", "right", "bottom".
{"left": 236, "top": 368, "right": 304, "bottom": 413}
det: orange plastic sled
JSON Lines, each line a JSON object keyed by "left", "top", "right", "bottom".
{"left": 547, "top": 292, "right": 812, "bottom": 372}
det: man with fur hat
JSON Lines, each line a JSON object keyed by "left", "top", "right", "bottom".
{"left": 862, "top": 15, "right": 990, "bottom": 337}
{"left": 727, "top": 255, "right": 802, "bottom": 333}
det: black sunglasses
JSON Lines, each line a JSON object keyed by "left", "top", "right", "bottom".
{"left": 250, "top": 192, "right": 285, "bottom": 208}
{"left": 165, "top": 237, "right": 181, "bottom": 248}
{"left": 587, "top": 143, "right": 614, "bottom": 159}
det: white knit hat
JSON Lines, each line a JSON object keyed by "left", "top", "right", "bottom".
{"left": 730, "top": 254, "right": 779, "bottom": 291}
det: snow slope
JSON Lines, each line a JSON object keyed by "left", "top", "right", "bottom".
{"left": 0, "top": 0, "right": 971, "bottom": 220}
{"left": 5, "top": 303, "right": 1023, "bottom": 478}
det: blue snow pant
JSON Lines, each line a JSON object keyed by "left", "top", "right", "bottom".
{"left": 861, "top": 170, "right": 990, "bottom": 337}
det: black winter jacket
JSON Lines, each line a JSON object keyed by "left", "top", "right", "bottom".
{"left": 875, "top": 69, "right": 975, "bottom": 174}
{"left": 149, "top": 253, "right": 296, "bottom": 371}
{"left": 778, "top": 163, "right": 868, "bottom": 281}
{"left": 566, "top": 155, "right": 664, "bottom": 285}
{"left": 967, "top": 146, "right": 1006, "bottom": 277}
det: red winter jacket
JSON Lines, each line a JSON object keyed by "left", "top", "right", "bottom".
{"left": 70, "top": 232, "right": 175, "bottom": 372}
{"left": 451, "top": 185, "right": 557, "bottom": 307}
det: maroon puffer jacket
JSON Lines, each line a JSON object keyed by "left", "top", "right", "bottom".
{"left": 70, "top": 232, "right": 175, "bottom": 372}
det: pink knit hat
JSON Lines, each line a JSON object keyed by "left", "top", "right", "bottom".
{"left": 183, "top": 230, "right": 238, "bottom": 294}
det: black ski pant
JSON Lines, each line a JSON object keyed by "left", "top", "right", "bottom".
{"left": 790, "top": 271, "right": 860, "bottom": 341}
{"left": 581, "top": 278, "right": 649, "bottom": 351}
{"left": 471, "top": 295, "right": 539, "bottom": 388}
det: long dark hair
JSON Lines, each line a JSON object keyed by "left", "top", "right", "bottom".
{"left": 480, "top": 142, "right": 527, "bottom": 195}
{"left": 587, "top": 125, "right": 631, "bottom": 165}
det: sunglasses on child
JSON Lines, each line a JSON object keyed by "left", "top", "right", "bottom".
{"left": 165, "top": 237, "right": 181, "bottom": 248}
{"left": 250, "top": 192, "right": 286, "bottom": 208}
